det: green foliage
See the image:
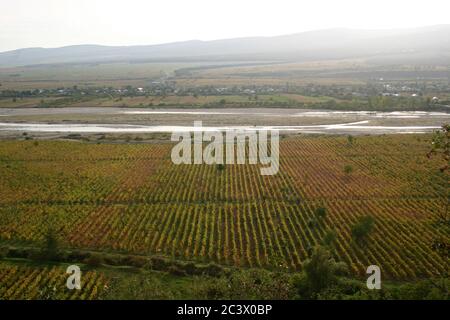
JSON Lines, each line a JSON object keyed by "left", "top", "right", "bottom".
{"left": 343, "top": 165, "right": 353, "bottom": 175}
{"left": 318, "top": 278, "right": 450, "bottom": 300}
{"left": 351, "top": 215, "right": 375, "bottom": 243}
{"left": 315, "top": 206, "right": 327, "bottom": 219}
{"left": 40, "top": 227, "right": 59, "bottom": 261}
{"left": 105, "top": 268, "right": 294, "bottom": 300}
{"left": 294, "top": 246, "right": 347, "bottom": 299}
{"left": 199, "top": 263, "right": 224, "bottom": 277}
{"left": 388, "top": 278, "right": 449, "bottom": 300}
{"left": 85, "top": 253, "right": 104, "bottom": 267}
{"left": 106, "top": 273, "right": 177, "bottom": 300}
{"left": 308, "top": 218, "right": 318, "bottom": 228}
{"left": 428, "top": 123, "right": 449, "bottom": 173}
{"left": 0, "top": 247, "right": 8, "bottom": 259}
{"left": 347, "top": 135, "right": 354, "bottom": 146}
{"left": 194, "top": 269, "right": 294, "bottom": 300}
{"left": 323, "top": 230, "right": 337, "bottom": 246}
{"left": 167, "top": 265, "right": 187, "bottom": 276}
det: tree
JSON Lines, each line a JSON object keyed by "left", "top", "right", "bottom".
{"left": 428, "top": 124, "right": 450, "bottom": 172}
{"left": 323, "top": 230, "right": 337, "bottom": 246}
{"left": 351, "top": 215, "right": 375, "bottom": 243}
{"left": 295, "top": 246, "right": 347, "bottom": 299}
{"left": 40, "top": 227, "right": 60, "bottom": 261}
{"left": 314, "top": 206, "right": 327, "bottom": 219}
{"left": 427, "top": 124, "right": 449, "bottom": 224}
{"left": 347, "top": 135, "right": 354, "bottom": 146}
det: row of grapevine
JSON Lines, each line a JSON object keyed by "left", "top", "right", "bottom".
{"left": 0, "top": 262, "right": 107, "bottom": 300}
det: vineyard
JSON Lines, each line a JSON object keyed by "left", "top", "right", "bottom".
{"left": 0, "top": 134, "right": 448, "bottom": 289}
{"left": 0, "top": 262, "right": 107, "bottom": 300}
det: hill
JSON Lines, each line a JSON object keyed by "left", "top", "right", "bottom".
{"left": 1, "top": 25, "right": 449, "bottom": 67}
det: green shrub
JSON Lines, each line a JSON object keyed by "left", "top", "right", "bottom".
{"left": 37, "top": 227, "right": 60, "bottom": 261}
{"left": 120, "top": 255, "right": 148, "bottom": 268}
{"left": 84, "top": 253, "right": 104, "bottom": 267}
{"left": 315, "top": 207, "right": 327, "bottom": 219}
{"left": 323, "top": 230, "right": 337, "bottom": 246}
{"left": 351, "top": 215, "right": 375, "bottom": 243}
{"left": 167, "top": 265, "right": 187, "bottom": 276}
{"left": 344, "top": 165, "right": 353, "bottom": 175}
{"left": 202, "top": 263, "right": 224, "bottom": 277}
{"left": 150, "top": 256, "right": 170, "bottom": 270}
{"left": 182, "top": 262, "right": 199, "bottom": 275}
{"left": 67, "top": 250, "right": 90, "bottom": 262}
{"left": 0, "top": 247, "right": 10, "bottom": 259}
{"left": 294, "top": 246, "right": 347, "bottom": 299}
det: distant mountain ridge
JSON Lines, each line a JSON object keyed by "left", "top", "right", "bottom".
{"left": 1, "top": 25, "right": 449, "bottom": 67}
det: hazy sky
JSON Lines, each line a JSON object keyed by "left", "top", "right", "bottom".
{"left": 1, "top": 0, "right": 449, "bottom": 52}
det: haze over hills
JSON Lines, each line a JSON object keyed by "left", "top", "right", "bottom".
{"left": 0, "top": 25, "right": 449, "bottom": 67}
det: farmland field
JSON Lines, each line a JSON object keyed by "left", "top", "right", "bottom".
{"left": 0, "top": 134, "right": 448, "bottom": 298}
{"left": 3, "top": 1, "right": 450, "bottom": 307}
